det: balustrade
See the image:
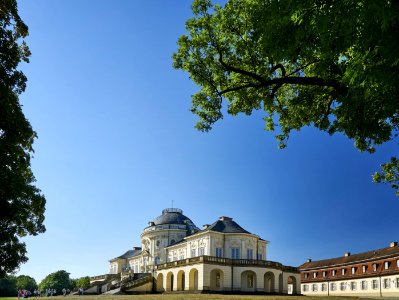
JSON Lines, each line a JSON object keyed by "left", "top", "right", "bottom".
{"left": 155, "top": 255, "right": 299, "bottom": 273}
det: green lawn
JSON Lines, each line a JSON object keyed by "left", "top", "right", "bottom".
{"left": 0, "top": 296, "right": 386, "bottom": 300}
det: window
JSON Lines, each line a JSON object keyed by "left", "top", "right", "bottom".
{"left": 247, "top": 248, "right": 253, "bottom": 259}
{"left": 156, "top": 240, "right": 160, "bottom": 247}
{"left": 216, "top": 273, "right": 221, "bottom": 288}
{"left": 303, "top": 285, "right": 309, "bottom": 292}
{"left": 332, "top": 270, "right": 336, "bottom": 277}
{"left": 257, "top": 253, "right": 262, "bottom": 260}
{"left": 170, "top": 239, "right": 175, "bottom": 245}
{"left": 384, "top": 261, "right": 390, "bottom": 270}
{"left": 340, "top": 282, "right": 346, "bottom": 290}
{"left": 351, "top": 267, "right": 356, "bottom": 274}
{"left": 372, "top": 279, "right": 379, "bottom": 289}
{"left": 361, "top": 280, "right": 367, "bottom": 290}
{"left": 199, "top": 247, "right": 205, "bottom": 256}
{"left": 397, "top": 260, "right": 399, "bottom": 268}
{"left": 341, "top": 268, "right": 346, "bottom": 275}
{"left": 154, "top": 256, "right": 160, "bottom": 265}
{"left": 312, "top": 284, "right": 318, "bottom": 292}
{"left": 304, "top": 273, "right": 308, "bottom": 279}
{"left": 247, "top": 274, "right": 254, "bottom": 288}
{"left": 216, "top": 247, "right": 223, "bottom": 258}
{"left": 313, "top": 272, "right": 317, "bottom": 278}
{"left": 362, "top": 265, "right": 367, "bottom": 273}
{"left": 383, "top": 278, "right": 391, "bottom": 289}
{"left": 350, "top": 282, "right": 357, "bottom": 290}
{"left": 321, "top": 283, "right": 326, "bottom": 291}
{"left": 322, "top": 271, "right": 326, "bottom": 278}
{"left": 191, "top": 248, "right": 196, "bottom": 258}
{"left": 330, "top": 283, "right": 336, "bottom": 291}
{"left": 373, "top": 264, "right": 378, "bottom": 272}
{"left": 173, "top": 254, "right": 177, "bottom": 261}
{"left": 396, "top": 277, "right": 399, "bottom": 288}
{"left": 179, "top": 253, "right": 185, "bottom": 260}
{"left": 231, "top": 248, "right": 240, "bottom": 259}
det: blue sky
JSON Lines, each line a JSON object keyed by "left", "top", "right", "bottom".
{"left": 16, "top": 0, "right": 398, "bottom": 283}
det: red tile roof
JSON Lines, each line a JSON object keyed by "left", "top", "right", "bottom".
{"left": 300, "top": 245, "right": 399, "bottom": 270}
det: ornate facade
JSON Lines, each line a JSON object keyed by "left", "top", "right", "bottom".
{"left": 91, "top": 208, "right": 300, "bottom": 294}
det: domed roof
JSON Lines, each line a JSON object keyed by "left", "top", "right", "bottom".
{"left": 151, "top": 208, "right": 198, "bottom": 230}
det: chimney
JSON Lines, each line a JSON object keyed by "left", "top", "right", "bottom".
{"left": 219, "top": 216, "right": 232, "bottom": 221}
{"left": 344, "top": 252, "right": 351, "bottom": 257}
{"left": 306, "top": 259, "right": 312, "bottom": 263}
{"left": 202, "top": 224, "right": 211, "bottom": 229}
{"left": 390, "top": 242, "right": 398, "bottom": 247}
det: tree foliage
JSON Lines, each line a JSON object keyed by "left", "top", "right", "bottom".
{"left": 373, "top": 157, "right": 399, "bottom": 196}
{"left": 73, "top": 276, "right": 90, "bottom": 290}
{"left": 15, "top": 275, "right": 37, "bottom": 292}
{"left": 0, "top": 0, "right": 46, "bottom": 277}
{"left": 38, "top": 271, "right": 74, "bottom": 292}
{"left": 173, "top": 0, "right": 399, "bottom": 194}
{"left": 0, "top": 275, "right": 16, "bottom": 296}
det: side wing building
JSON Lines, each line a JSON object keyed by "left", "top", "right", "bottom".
{"left": 300, "top": 242, "right": 399, "bottom": 298}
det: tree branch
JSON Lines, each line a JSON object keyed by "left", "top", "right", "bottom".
{"left": 218, "top": 52, "right": 267, "bottom": 84}
{"left": 219, "top": 83, "right": 262, "bottom": 95}
{"left": 209, "top": 29, "right": 347, "bottom": 96}
{"left": 287, "top": 60, "right": 320, "bottom": 76}
{"left": 271, "top": 64, "right": 286, "bottom": 77}
{"left": 266, "top": 76, "right": 346, "bottom": 95}
{"left": 217, "top": 50, "right": 346, "bottom": 95}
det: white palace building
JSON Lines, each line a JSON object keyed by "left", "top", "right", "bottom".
{"left": 89, "top": 208, "right": 300, "bottom": 294}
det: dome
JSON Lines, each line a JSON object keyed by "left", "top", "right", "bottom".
{"left": 151, "top": 208, "right": 198, "bottom": 231}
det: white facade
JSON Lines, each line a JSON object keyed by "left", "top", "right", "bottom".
{"left": 166, "top": 231, "right": 266, "bottom": 262}
{"left": 155, "top": 258, "right": 300, "bottom": 293}
{"left": 103, "top": 208, "right": 300, "bottom": 294}
{"left": 302, "top": 275, "right": 399, "bottom": 297}
{"left": 300, "top": 242, "right": 399, "bottom": 298}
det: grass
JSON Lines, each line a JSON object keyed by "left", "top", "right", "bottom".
{"left": 0, "top": 296, "right": 385, "bottom": 300}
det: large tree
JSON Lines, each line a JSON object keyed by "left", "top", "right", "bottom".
{"left": 72, "top": 276, "right": 90, "bottom": 290}
{"left": 173, "top": 0, "right": 399, "bottom": 195}
{"left": 0, "top": 0, "right": 46, "bottom": 277}
{"left": 0, "top": 275, "right": 16, "bottom": 296}
{"left": 38, "top": 271, "right": 74, "bottom": 293}
{"left": 15, "top": 275, "right": 37, "bottom": 292}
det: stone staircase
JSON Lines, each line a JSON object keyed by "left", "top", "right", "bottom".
{"left": 101, "top": 287, "right": 122, "bottom": 295}
{"left": 120, "top": 273, "right": 153, "bottom": 292}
